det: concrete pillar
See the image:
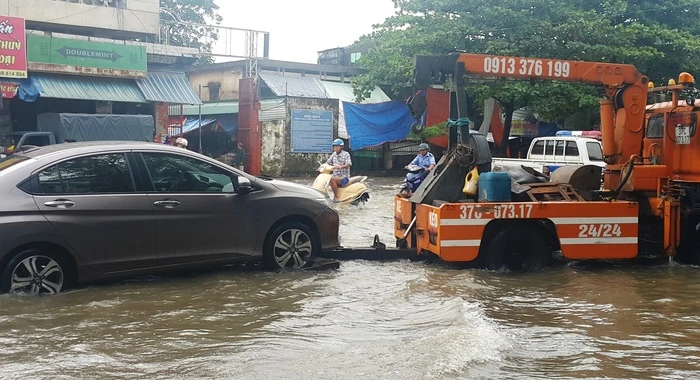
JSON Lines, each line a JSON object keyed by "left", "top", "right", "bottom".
{"left": 154, "top": 102, "right": 169, "bottom": 143}
{"left": 383, "top": 142, "right": 393, "bottom": 170}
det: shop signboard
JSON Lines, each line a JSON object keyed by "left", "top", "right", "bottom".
{"left": 510, "top": 121, "right": 538, "bottom": 137}
{"left": 27, "top": 35, "right": 147, "bottom": 78}
{"left": 0, "top": 16, "right": 28, "bottom": 79}
{"left": 1, "top": 82, "right": 18, "bottom": 98}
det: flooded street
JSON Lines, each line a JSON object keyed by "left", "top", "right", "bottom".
{"left": 1, "top": 177, "right": 700, "bottom": 379}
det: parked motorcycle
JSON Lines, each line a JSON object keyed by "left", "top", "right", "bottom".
{"left": 312, "top": 163, "right": 370, "bottom": 205}
{"left": 400, "top": 164, "right": 428, "bottom": 194}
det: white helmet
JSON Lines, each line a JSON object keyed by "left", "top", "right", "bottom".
{"left": 175, "top": 137, "right": 188, "bottom": 147}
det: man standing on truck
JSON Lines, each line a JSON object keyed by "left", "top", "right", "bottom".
{"left": 406, "top": 143, "right": 436, "bottom": 172}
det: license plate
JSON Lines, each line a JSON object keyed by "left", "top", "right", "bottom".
{"left": 676, "top": 125, "right": 691, "bottom": 145}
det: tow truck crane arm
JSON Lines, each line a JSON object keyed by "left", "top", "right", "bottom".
{"left": 407, "top": 53, "right": 650, "bottom": 186}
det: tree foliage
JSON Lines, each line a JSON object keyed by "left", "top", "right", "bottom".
{"left": 353, "top": 0, "right": 700, "bottom": 129}
{"left": 160, "top": 0, "right": 222, "bottom": 64}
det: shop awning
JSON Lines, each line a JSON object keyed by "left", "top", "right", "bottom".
{"left": 136, "top": 72, "right": 202, "bottom": 105}
{"left": 31, "top": 73, "right": 146, "bottom": 103}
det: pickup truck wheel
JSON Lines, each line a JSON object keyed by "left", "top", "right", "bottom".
{"left": 485, "top": 226, "right": 550, "bottom": 272}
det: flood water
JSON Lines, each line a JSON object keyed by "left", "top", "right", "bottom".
{"left": 1, "top": 177, "right": 700, "bottom": 379}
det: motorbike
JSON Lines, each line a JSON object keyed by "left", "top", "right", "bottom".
{"left": 312, "top": 163, "right": 370, "bottom": 205}
{"left": 400, "top": 164, "right": 428, "bottom": 194}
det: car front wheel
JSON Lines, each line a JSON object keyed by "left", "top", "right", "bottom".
{"left": 1, "top": 249, "right": 69, "bottom": 295}
{"left": 264, "top": 222, "right": 317, "bottom": 270}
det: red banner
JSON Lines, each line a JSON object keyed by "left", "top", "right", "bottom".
{"left": 0, "top": 16, "right": 27, "bottom": 78}
{"left": 1, "top": 82, "right": 18, "bottom": 98}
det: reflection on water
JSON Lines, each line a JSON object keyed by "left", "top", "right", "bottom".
{"left": 0, "top": 177, "right": 699, "bottom": 379}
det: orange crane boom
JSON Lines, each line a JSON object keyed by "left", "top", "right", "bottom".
{"left": 409, "top": 53, "right": 650, "bottom": 188}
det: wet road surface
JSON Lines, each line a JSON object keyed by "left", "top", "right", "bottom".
{"left": 1, "top": 177, "right": 699, "bottom": 379}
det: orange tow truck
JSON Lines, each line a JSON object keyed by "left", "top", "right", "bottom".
{"left": 392, "top": 53, "right": 700, "bottom": 271}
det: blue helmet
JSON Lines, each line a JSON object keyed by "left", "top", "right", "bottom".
{"left": 418, "top": 143, "right": 429, "bottom": 151}
{"left": 332, "top": 138, "right": 344, "bottom": 147}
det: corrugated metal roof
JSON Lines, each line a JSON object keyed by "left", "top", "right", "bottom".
{"left": 136, "top": 72, "right": 202, "bottom": 105}
{"left": 0, "top": 78, "right": 20, "bottom": 85}
{"left": 32, "top": 73, "right": 146, "bottom": 103}
{"left": 259, "top": 99, "right": 286, "bottom": 121}
{"left": 182, "top": 101, "right": 240, "bottom": 116}
{"left": 180, "top": 99, "right": 285, "bottom": 117}
{"left": 259, "top": 73, "right": 328, "bottom": 98}
{"left": 321, "top": 81, "right": 390, "bottom": 103}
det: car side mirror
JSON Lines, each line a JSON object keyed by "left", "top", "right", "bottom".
{"left": 237, "top": 177, "right": 252, "bottom": 194}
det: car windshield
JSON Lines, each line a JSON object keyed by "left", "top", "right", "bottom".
{"left": 0, "top": 155, "right": 29, "bottom": 171}
{"left": 1, "top": 134, "right": 21, "bottom": 149}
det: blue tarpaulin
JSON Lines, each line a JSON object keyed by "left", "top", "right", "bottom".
{"left": 343, "top": 100, "right": 414, "bottom": 150}
{"left": 17, "top": 77, "right": 41, "bottom": 102}
{"left": 182, "top": 117, "right": 217, "bottom": 133}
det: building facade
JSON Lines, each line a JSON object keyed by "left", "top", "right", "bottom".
{"left": 181, "top": 59, "right": 391, "bottom": 176}
{"left": 317, "top": 44, "right": 371, "bottom": 67}
{"left": 0, "top": 0, "right": 201, "bottom": 140}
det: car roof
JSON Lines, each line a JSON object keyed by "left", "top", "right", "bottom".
{"left": 534, "top": 136, "right": 599, "bottom": 142}
{"left": 17, "top": 141, "right": 181, "bottom": 159}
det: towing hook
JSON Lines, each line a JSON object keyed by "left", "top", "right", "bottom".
{"left": 372, "top": 234, "right": 387, "bottom": 250}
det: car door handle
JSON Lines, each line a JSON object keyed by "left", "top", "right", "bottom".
{"left": 43, "top": 200, "right": 75, "bottom": 208}
{"left": 153, "top": 200, "right": 181, "bottom": 208}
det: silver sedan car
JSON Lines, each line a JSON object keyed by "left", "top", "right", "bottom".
{"left": 0, "top": 141, "right": 340, "bottom": 295}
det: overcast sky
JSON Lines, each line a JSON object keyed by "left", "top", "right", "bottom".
{"left": 213, "top": 0, "right": 397, "bottom": 63}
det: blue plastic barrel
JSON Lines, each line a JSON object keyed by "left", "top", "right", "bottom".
{"left": 478, "top": 172, "right": 512, "bottom": 202}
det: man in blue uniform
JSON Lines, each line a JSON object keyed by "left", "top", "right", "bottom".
{"left": 407, "top": 143, "right": 435, "bottom": 172}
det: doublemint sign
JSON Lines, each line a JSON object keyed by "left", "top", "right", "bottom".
{"left": 27, "top": 35, "right": 147, "bottom": 74}
{"left": 55, "top": 46, "right": 124, "bottom": 62}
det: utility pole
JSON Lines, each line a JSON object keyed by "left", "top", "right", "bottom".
{"left": 198, "top": 84, "right": 203, "bottom": 153}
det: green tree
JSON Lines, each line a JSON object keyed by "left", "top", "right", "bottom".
{"left": 353, "top": 0, "right": 700, "bottom": 137}
{"left": 160, "top": 0, "right": 223, "bottom": 65}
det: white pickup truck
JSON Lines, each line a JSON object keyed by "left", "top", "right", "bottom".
{"left": 491, "top": 136, "right": 606, "bottom": 175}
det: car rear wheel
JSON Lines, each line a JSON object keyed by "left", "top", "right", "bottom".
{"left": 264, "top": 222, "right": 317, "bottom": 270}
{"left": 1, "top": 249, "right": 70, "bottom": 295}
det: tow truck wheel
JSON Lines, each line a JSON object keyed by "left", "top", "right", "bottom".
{"left": 484, "top": 226, "right": 550, "bottom": 272}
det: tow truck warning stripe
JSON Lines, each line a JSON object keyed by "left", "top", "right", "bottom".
{"left": 559, "top": 237, "right": 637, "bottom": 245}
{"left": 440, "top": 237, "right": 637, "bottom": 248}
{"left": 440, "top": 217, "right": 638, "bottom": 226}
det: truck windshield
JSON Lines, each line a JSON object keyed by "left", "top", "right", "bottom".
{"left": 587, "top": 142, "right": 604, "bottom": 161}
{"left": 0, "top": 155, "right": 29, "bottom": 171}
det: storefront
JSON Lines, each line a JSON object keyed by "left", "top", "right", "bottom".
{"left": 2, "top": 28, "right": 201, "bottom": 139}
{"left": 0, "top": 15, "right": 29, "bottom": 137}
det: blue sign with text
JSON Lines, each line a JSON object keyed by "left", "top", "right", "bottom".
{"left": 290, "top": 109, "right": 334, "bottom": 153}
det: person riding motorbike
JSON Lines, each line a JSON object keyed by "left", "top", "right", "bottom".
{"left": 401, "top": 143, "right": 435, "bottom": 194}
{"left": 326, "top": 138, "right": 352, "bottom": 202}
{"left": 406, "top": 143, "right": 435, "bottom": 172}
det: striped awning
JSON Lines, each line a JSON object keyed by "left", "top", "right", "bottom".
{"left": 136, "top": 72, "right": 202, "bottom": 105}
{"left": 32, "top": 73, "right": 146, "bottom": 103}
